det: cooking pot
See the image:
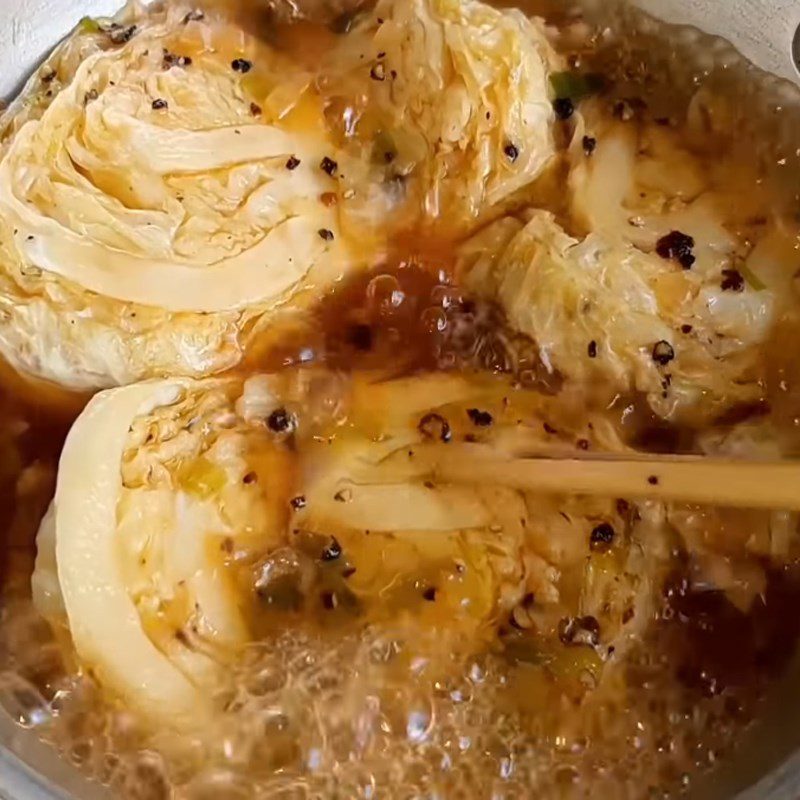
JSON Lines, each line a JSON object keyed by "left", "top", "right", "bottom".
{"left": 0, "top": 1, "right": 799, "bottom": 798}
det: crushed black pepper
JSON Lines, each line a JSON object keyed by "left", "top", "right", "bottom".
{"left": 320, "top": 156, "right": 338, "bottom": 177}
{"left": 577, "top": 439, "right": 590, "bottom": 451}
{"left": 587, "top": 340, "right": 598, "bottom": 358}
{"left": 466, "top": 408, "right": 493, "bottom": 427}
{"left": 652, "top": 340, "right": 675, "bottom": 366}
{"left": 721, "top": 269, "right": 745, "bottom": 292}
{"left": 151, "top": 98, "right": 168, "bottom": 110}
{"left": 422, "top": 587, "right": 437, "bottom": 602}
{"left": 231, "top": 58, "right": 253, "bottom": 73}
{"left": 559, "top": 615, "right": 600, "bottom": 647}
{"left": 656, "top": 231, "right": 696, "bottom": 269}
{"left": 290, "top": 495, "right": 306, "bottom": 510}
{"left": 183, "top": 10, "right": 204, "bottom": 23}
{"left": 504, "top": 143, "right": 519, "bottom": 162}
{"left": 553, "top": 97, "right": 575, "bottom": 120}
{"left": 321, "top": 537, "right": 342, "bottom": 561}
{"left": 163, "top": 51, "right": 192, "bottom": 69}
{"left": 647, "top": 475, "right": 659, "bottom": 486}
{"left": 582, "top": 135, "right": 597, "bottom": 155}
{"left": 285, "top": 156, "right": 301, "bottom": 170}
{"left": 681, "top": 324, "right": 693, "bottom": 334}
{"left": 370, "top": 63, "right": 386, "bottom": 81}
{"left": 418, "top": 412, "right": 452, "bottom": 443}
{"left": 267, "top": 407, "right": 295, "bottom": 433}
{"left": 590, "top": 522, "right": 615, "bottom": 551}
{"left": 318, "top": 228, "right": 335, "bottom": 242}
{"left": 250, "top": 102, "right": 262, "bottom": 117}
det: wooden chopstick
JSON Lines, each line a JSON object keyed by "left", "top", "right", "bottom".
{"left": 432, "top": 448, "right": 800, "bottom": 510}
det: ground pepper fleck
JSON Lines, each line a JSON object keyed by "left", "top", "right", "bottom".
{"left": 504, "top": 143, "right": 519, "bottom": 162}
{"left": 588, "top": 340, "right": 598, "bottom": 358}
{"left": 285, "top": 156, "right": 301, "bottom": 170}
{"left": 582, "top": 135, "right": 597, "bottom": 155}
{"left": 318, "top": 228, "right": 334, "bottom": 242}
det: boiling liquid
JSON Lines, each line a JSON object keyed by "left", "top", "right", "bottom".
{"left": 2, "top": 1, "right": 800, "bottom": 799}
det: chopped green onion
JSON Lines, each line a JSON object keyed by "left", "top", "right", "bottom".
{"left": 549, "top": 71, "right": 605, "bottom": 102}
{"left": 78, "top": 16, "right": 102, "bottom": 34}
{"left": 739, "top": 263, "right": 767, "bottom": 291}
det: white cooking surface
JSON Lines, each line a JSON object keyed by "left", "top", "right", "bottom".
{"left": 0, "top": 0, "right": 798, "bottom": 102}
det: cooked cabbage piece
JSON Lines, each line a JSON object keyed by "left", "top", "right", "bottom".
{"left": 459, "top": 210, "right": 774, "bottom": 423}
{"left": 325, "top": 0, "right": 560, "bottom": 228}
{"left": 0, "top": 3, "right": 384, "bottom": 390}
{"left": 33, "top": 368, "right": 675, "bottom": 728}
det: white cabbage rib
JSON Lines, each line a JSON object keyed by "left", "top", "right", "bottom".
{"left": 52, "top": 379, "right": 208, "bottom": 727}
{"left": 460, "top": 211, "right": 772, "bottom": 422}
{"left": 330, "top": 0, "right": 560, "bottom": 225}
{"left": 0, "top": 5, "right": 362, "bottom": 388}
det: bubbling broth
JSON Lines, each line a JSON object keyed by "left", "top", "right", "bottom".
{"left": 1, "top": 1, "right": 800, "bottom": 799}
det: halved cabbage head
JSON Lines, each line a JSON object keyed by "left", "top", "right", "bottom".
{"left": 324, "top": 0, "right": 560, "bottom": 228}
{"left": 0, "top": 3, "right": 384, "bottom": 390}
{"left": 33, "top": 368, "right": 666, "bottom": 728}
{"left": 459, "top": 210, "right": 773, "bottom": 424}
